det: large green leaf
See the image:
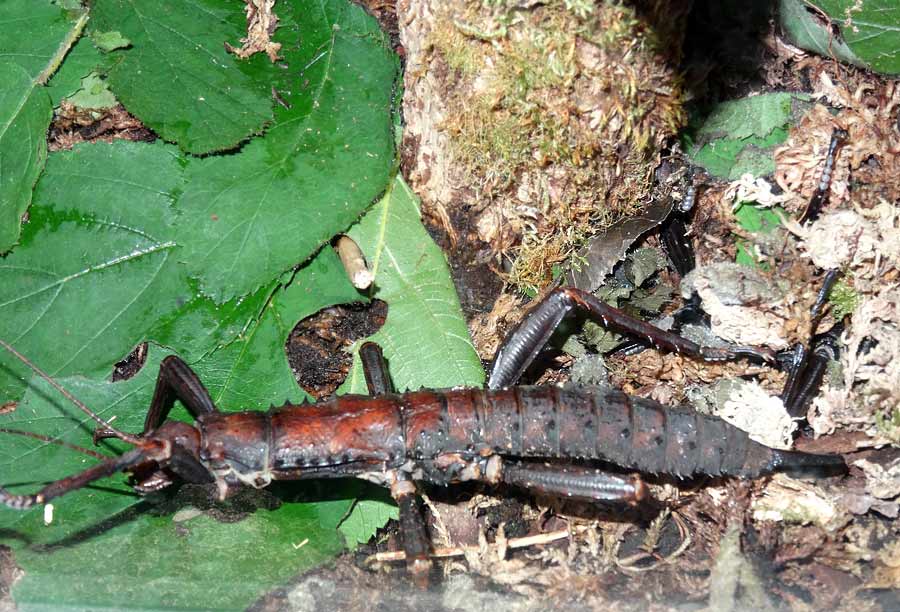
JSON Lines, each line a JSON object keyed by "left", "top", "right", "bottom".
{"left": 0, "top": 1, "right": 72, "bottom": 78}
{"left": 0, "top": 63, "right": 52, "bottom": 254}
{"left": 0, "top": 2, "right": 86, "bottom": 252}
{"left": 90, "top": 0, "right": 274, "bottom": 154}
{"left": 174, "top": 0, "right": 398, "bottom": 302}
{"left": 780, "top": 0, "right": 900, "bottom": 75}
{"left": 0, "top": 141, "right": 189, "bottom": 400}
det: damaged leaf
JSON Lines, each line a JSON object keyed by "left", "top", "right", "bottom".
{"left": 0, "top": 0, "right": 84, "bottom": 252}
{"left": 685, "top": 93, "right": 807, "bottom": 179}
{"left": 174, "top": 0, "right": 398, "bottom": 302}
{"left": 681, "top": 263, "right": 791, "bottom": 348}
{"left": 90, "top": 29, "right": 129, "bottom": 52}
{"left": 343, "top": 176, "right": 485, "bottom": 393}
{"left": 0, "top": 141, "right": 188, "bottom": 401}
{"left": 65, "top": 72, "right": 117, "bottom": 109}
{"left": 752, "top": 474, "right": 850, "bottom": 530}
{"left": 780, "top": 0, "right": 900, "bottom": 75}
{"left": 90, "top": 0, "right": 274, "bottom": 154}
{"left": 733, "top": 203, "right": 785, "bottom": 267}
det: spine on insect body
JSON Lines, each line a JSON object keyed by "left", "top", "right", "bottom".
{"left": 399, "top": 387, "right": 843, "bottom": 478}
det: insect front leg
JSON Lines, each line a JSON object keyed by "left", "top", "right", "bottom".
{"left": 94, "top": 355, "right": 218, "bottom": 442}
{"left": 488, "top": 286, "right": 776, "bottom": 389}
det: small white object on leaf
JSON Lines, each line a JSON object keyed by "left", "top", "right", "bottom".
{"left": 44, "top": 504, "right": 54, "bottom": 526}
{"left": 723, "top": 173, "right": 790, "bottom": 208}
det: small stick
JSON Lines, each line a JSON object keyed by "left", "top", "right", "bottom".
{"left": 333, "top": 235, "right": 374, "bottom": 289}
{"left": 365, "top": 524, "right": 592, "bottom": 564}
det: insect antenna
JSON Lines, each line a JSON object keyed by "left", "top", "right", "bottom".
{"left": 0, "top": 428, "right": 108, "bottom": 460}
{"left": 0, "top": 446, "right": 162, "bottom": 509}
{"left": 0, "top": 338, "right": 140, "bottom": 445}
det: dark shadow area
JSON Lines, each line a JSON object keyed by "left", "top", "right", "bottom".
{"left": 681, "top": 0, "right": 778, "bottom": 103}
{"left": 286, "top": 300, "right": 388, "bottom": 399}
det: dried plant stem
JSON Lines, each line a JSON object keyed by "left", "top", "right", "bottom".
{"left": 365, "top": 524, "right": 593, "bottom": 564}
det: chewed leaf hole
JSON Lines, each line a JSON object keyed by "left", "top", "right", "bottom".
{"left": 286, "top": 300, "right": 387, "bottom": 399}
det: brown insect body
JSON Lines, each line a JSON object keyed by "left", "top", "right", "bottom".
{"left": 194, "top": 385, "right": 804, "bottom": 502}
{"left": 0, "top": 280, "right": 846, "bottom": 579}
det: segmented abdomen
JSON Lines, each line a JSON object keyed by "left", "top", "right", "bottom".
{"left": 400, "top": 386, "right": 775, "bottom": 477}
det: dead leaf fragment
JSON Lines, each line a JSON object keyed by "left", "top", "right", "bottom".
{"left": 225, "top": 0, "right": 282, "bottom": 63}
{"left": 751, "top": 474, "right": 849, "bottom": 531}
{"left": 682, "top": 263, "right": 790, "bottom": 348}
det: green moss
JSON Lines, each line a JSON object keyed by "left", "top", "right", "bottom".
{"left": 429, "top": 0, "right": 684, "bottom": 289}
{"left": 430, "top": 15, "right": 484, "bottom": 75}
{"left": 875, "top": 408, "right": 900, "bottom": 444}
{"left": 829, "top": 279, "right": 859, "bottom": 320}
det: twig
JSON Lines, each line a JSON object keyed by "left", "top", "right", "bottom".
{"left": 365, "top": 524, "right": 593, "bottom": 565}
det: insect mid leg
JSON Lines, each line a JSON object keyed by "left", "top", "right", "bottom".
{"left": 499, "top": 460, "right": 648, "bottom": 504}
{"left": 488, "top": 286, "right": 775, "bottom": 389}
{"left": 389, "top": 474, "right": 432, "bottom": 587}
{"left": 359, "top": 342, "right": 394, "bottom": 396}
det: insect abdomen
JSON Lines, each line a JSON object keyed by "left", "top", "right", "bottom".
{"left": 470, "top": 386, "right": 774, "bottom": 477}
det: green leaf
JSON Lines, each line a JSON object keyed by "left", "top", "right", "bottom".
{"left": 0, "top": 1, "right": 72, "bottom": 79}
{"left": 0, "top": 63, "right": 52, "bottom": 253}
{"left": 45, "top": 37, "right": 104, "bottom": 105}
{"left": 694, "top": 93, "right": 795, "bottom": 141}
{"left": 65, "top": 72, "right": 118, "bottom": 109}
{"left": 90, "top": 30, "right": 130, "bottom": 52}
{"left": 174, "top": 0, "right": 398, "bottom": 302}
{"left": 734, "top": 203, "right": 783, "bottom": 234}
{"left": 780, "top": 0, "right": 900, "bottom": 75}
{"left": 686, "top": 94, "right": 804, "bottom": 179}
{"left": 338, "top": 489, "right": 399, "bottom": 546}
{"left": 90, "top": 0, "right": 274, "bottom": 154}
{"left": 189, "top": 249, "right": 362, "bottom": 410}
{"left": 343, "top": 176, "right": 485, "bottom": 394}
{"left": 733, "top": 203, "right": 784, "bottom": 268}
{"left": 0, "top": 141, "right": 189, "bottom": 400}
{"left": 779, "top": 0, "right": 861, "bottom": 68}
{"left": 0, "top": 1, "right": 87, "bottom": 252}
